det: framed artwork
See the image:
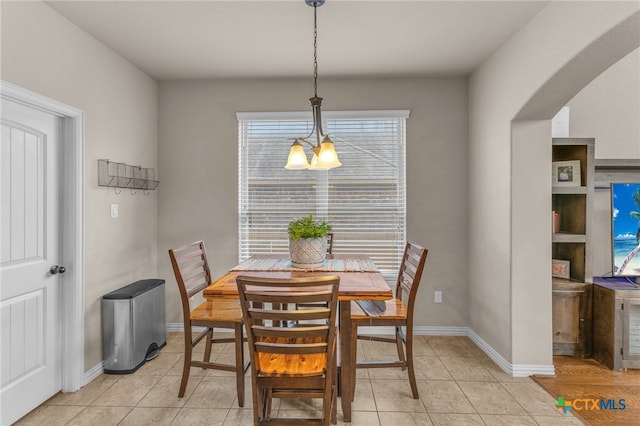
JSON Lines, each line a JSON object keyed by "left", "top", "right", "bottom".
{"left": 552, "top": 259, "right": 571, "bottom": 279}
{"left": 552, "top": 160, "right": 581, "bottom": 187}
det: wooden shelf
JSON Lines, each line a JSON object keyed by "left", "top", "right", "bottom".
{"left": 552, "top": 233, "right": 587, "bottom": 243}
{"left": 552, "top": 186, "right": 587, "bottom": 195}
{"left": 551, "top": 138, "right": 594, "bottom": 357}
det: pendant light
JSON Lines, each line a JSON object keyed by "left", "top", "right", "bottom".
{"left": 285, "top": 0, "right": 342, "bottom": 170}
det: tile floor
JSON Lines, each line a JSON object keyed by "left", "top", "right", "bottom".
{"left": 15, "top": 333, "right": 584, "bottom": 425}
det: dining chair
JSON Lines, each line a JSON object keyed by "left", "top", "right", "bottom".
{"left": 350, "top": 240, "right": 428, "bottom": 399}
{"left": 236, "top": 274, "right": 340, "bottom": 426}
{"left": 168, "top": 241, "right": 249, "bottom": 404}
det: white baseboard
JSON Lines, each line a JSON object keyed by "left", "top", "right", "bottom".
{"left": 358, "top": 325, "right": 555, "bottom": 377}
{"left": 83, "top": 361, "right": 104, "bottom": 387}
{"left": 83, "top": 323, "right": 554, "bottom": 386}
{"left": 166, "top": 322, "right": 185, "bottom": 332}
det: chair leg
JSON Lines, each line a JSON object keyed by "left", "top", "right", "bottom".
{"left": 179, "top": 332, "right": 193, "bottom": 397}
{"left": 395, "top": 326, "right": 407, "bottom": 370}
{"left": 404, "top": 327, "right": 419, "bottom": 399}
{"left": 203, "top": 327, "right": 214, "bottom": 366}
{"left": 351, "top": 320, "right": 358, "bottom": 402}
{"left": 235, "top": 323, "right": 245, "bottom": 407}
{"left": 251, "top": 381, "right": 261, "bottom": 426}
{"left": 331, "top": 363, "right": 338, "bottom": 425}
{"left": 263, "top": 388, "right": 272, "bottom": 418}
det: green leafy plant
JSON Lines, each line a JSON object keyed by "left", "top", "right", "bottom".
{"left": 287, "top": 214, "right": 331, "bottom": 240}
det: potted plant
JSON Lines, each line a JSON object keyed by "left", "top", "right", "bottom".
{"left": 288, "top": 214, "right": 332, "bottom": 268}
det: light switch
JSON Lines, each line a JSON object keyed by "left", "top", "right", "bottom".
{"left": 110, "top": 203, "right": 119, "bottom": 218}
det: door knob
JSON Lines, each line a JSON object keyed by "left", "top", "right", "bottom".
{"left": 50, "top": 265, "right": 66, "bottom": 275}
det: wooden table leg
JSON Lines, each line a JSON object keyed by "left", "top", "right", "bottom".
{"left": 339, "top": 299, "right": 352, "bottom": 422}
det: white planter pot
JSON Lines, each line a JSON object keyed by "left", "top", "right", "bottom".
{"left": 289, "top": 238, "right": 327, "bottom": 268}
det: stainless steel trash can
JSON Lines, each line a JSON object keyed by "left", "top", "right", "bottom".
{"left": 102, "top": 279, "right": 166, "bottom": 374}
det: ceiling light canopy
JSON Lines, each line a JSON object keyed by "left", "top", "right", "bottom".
{"left": 285, "top": 0, "right": 342, "bottom": 171}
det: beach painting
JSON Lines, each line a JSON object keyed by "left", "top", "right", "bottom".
{"left": 611, "top": 183, "right": 640, "bottom": 276}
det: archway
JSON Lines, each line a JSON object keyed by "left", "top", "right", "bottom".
{"left": 510, "top": 11, "right": 639, "bottom": 370}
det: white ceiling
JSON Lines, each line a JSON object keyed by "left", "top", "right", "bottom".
{"left": 46, "top": 0, "right": 550, "bottom": 80}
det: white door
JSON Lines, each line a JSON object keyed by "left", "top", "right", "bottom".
{"left": 1, "top": 99, "right": 62, "bottom": 425}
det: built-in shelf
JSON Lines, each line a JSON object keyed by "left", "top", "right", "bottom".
{"left": 98, "top": 159, "right": 159, "bottom": 192}
{"left": 552, "top": 186, "right": 587, "bottom": 195}
{"left": 551, "top": 138, "right": 594, "bottom": 358}
{"left": 552, "top": 233, "right": 587, "bottom": 243}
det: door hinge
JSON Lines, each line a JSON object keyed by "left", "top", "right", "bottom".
{"left": 621, "top": 347, "right": 624, "bottom": 356}
{"left": 621, "top": 302, "right": 624, "bottom": 310}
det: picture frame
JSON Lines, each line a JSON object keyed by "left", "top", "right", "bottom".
{"left": 552, "top": 160, "right": 581, "bottom": 187}
{"left": 552, "top": 259, "right": 571, "bottom": 279}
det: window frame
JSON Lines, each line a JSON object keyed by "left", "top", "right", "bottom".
{"left": 238, "top": 109, "right": 409, "bottom": 283}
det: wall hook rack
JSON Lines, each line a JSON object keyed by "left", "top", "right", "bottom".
{"left": 98, "top": 159, "right": 159, "bottom": 194}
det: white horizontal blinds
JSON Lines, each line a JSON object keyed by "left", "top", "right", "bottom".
{"left": 239, "top": 119, "right": 319, "bottom": 256}
{"left": 238, "top": 111, "right": 407, "bottom": 283}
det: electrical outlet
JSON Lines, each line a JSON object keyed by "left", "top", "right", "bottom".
{"left": 434, "top": 290, "right": 442, "bottom": 303}
{"left": 110, "top": 203, "right": 119, "bottom": 218}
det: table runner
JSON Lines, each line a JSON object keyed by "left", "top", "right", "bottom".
{"left": 231, "top": 257, "right": 378, "bottom": 272}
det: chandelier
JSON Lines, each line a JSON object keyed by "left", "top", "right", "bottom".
{"left": 285, "top": 0, "right": 342, "bottom": 170}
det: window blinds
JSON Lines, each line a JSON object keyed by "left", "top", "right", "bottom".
{"left": 238, "top": 110, "right": 408, "bottom": 283}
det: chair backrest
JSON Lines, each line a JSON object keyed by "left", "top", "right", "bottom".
{"left": 168, "top": 241, "right": 212, "bottom": 321}
{"left": 394, "top": 241, "right": 428, "bottom": 313}
{"left": 236, "top": 275, "right": 340, "bottom": 375}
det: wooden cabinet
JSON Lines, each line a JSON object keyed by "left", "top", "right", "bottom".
{"left": 592, "top": 279, "right": 640, "bottom": 370}
{"left": 553, "top": 281, "right": 592, "bottom": 356}
{"left": 551, "top": 138, "right": 594, "bottom": 357}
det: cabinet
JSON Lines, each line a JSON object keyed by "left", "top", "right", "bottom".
{"left": 551, "top": 138, "right": 594, "bottom": 357}
{"left": 592, "top": 279, "right": 640, "bottom": 370}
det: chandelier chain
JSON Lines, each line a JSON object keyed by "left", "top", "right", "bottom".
{"left": 313, "top": 4, "right": 318, "bottom": 97}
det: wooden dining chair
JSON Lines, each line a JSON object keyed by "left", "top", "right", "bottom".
{"left": 236, "top": 274, "right": 340, "bottom": 426}
{"left": 350, "top": 240, "right": 428, "bottom": 399}
{"left": 168, "top": 241, "right": 249, "bottom": 405}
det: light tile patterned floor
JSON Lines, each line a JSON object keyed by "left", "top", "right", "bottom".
{"left": 15, "top": 333, "right": 583, "bottom": 425}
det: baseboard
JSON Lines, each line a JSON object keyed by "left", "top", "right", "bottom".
{"left": 83, "top": 361, "right": 104, "bottom": 386}
{"left": 83, "top": 323, "right": 554, "bottom": 386}
{"left": 414, "top": 326, "right": 469, "bottom": 336}
{"left": 166, "top": 322, "right": 185, "bottom": 332}
{"left": 359, "top": 325, "right": 555, "bottom": 377}
{"left": 166, "top": 323, "right": 206, "bottom": 332}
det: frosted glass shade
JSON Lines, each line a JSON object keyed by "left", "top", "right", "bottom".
{"left": 284, "top": 141, "right": 310, "bottom": 169}
{"left": 316, "top": 138, "right": 341, "bottom": 169}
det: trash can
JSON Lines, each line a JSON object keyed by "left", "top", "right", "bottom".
{"left": 102, "top": 279, "right": 166, "bottom": 374}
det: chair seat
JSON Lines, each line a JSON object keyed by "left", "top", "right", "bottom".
{"left": 257, "top": 336, "right": 328, "bottom": 378}
{"left": 191, "top": 299, "right": 243, "bottom": 323}
{"left": 351, "top": 298, "right": 407, "bottom": 320}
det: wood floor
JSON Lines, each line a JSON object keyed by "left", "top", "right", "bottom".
{"left": 532, "top": 356, "right": 640, "bottom": 425}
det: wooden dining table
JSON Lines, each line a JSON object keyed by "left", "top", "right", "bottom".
{"left": 202, "top": 253, "right": 392, "bottom": 422}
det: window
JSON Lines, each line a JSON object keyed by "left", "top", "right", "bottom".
{"left": 238, "top": 110, "right": 408, "bottom": 283}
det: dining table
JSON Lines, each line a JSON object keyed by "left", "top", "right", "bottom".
{"left": 202, "top": 253, "right": 392, "bottom": 422}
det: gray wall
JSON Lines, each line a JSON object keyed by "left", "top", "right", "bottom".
{"left": 1, "top": 1, "right": 159, "bottom": 371}
{"left": 569, "top": 49, "right": 640, "bottom": 160}
{"left": 469, "top": 1, "right": 639, "bottom": 366}
{"left": 568, "top": 48, "right": 640, "bottom": 277}
{"left": 3, "top": 0, "right": 638, "bottom": 376}
{"left": 157, "top": 77, "right": 469, "bottom": 329}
